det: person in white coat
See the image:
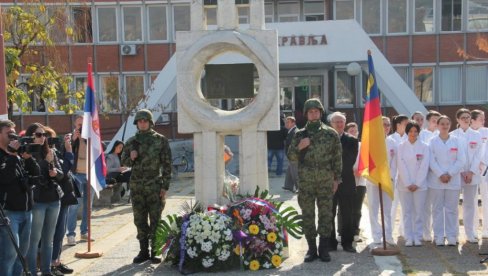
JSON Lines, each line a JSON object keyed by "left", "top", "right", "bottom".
{"left": 397, "top": 121, "right": 430, "bottom": 246}
{"left": 366, "top": 117, "right": 395, "bottom": 246}
{"left": 390, "top": 115, "right": 409, "bottom": 238}
{"left": 419, "top": 110, "right": 441, "bottom": 241}
{"left": 429, "top": 115, "right": 466, "bottom": 246}
{"left": 450, "top": 108, "right": 483, "bottom": 243}
{"left": 411, "top": 111, "right": 425, "bottom": 129}
{"left": 471, "top": 110, "right": 488, "bottom": 238}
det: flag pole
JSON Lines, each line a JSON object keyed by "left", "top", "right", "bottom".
{"left": 76, "top": 58, "right": 102, "bottom": 259}
{"left": 378, "top": 182, "right": 387, "bottom": 250}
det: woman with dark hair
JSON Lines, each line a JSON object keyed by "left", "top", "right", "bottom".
{"left": 106, "top": 140, "right": 131, "bottom": 186}
{"left": 389, "top": 114, "right": 409, "bottom": 238}
{"left": 450, "top": 108, "right": 483, "bottom": 243}
{"left": 24, "top": 123, "right": 65, "bottom": 276}
{"left": 428, "top": 115, "right": 465, "bottom": 246}
{"left": 397, "top": 120, "right": 430, "bottom": 246}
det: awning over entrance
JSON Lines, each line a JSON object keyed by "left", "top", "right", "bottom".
{"left": 109, "top": 20, "right": 426, "bottom": 147}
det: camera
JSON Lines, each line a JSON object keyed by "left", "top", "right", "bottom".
{"left": 47, "top": 137, "right": 61, "bottom": 149}
{"left": 8, "top": 134, "right": 42, "bottom": 154}
{"left": 298, "top": 130, "right": 309, "bottom": 164}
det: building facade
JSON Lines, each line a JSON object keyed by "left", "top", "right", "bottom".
{"left": 5, "top": 0, "right": 488, "bottom": 138}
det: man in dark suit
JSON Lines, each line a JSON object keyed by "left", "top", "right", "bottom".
{"left": 329, "top": 112, "right": 358, "bottom": 253}
{"left": 283, "top": 116, "right": 298, "bottom": 192}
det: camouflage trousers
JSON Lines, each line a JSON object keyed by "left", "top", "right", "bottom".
{"left": 131, "top": 190, "right": 166, "bottom": 245}
{"left": 297, "top": 178, "right": 334, "bottom": 240}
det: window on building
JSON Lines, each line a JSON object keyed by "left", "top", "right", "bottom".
{"left": 147, "top": 6, "right": 167, "bottom": 41}
{"left": 413, "top": 67, "right": 434, "bottom": 103}
{"left": 439, "top": 66, "right": 461, "bottom": 103}
{"left": 362, "top": 0, "right": 381, "bottom": 34}
{"left": 388, "top": 0, "right": 407, "bottom": 33}
{"left": 205, "top": 7, "right": 217, "bottom": 25}
{"left": 47, "top": 6, "right": 68, "bottom": 43}
{"left": 414, "top": 0, "right": 434, "bottom": 33}
{"left": 278, "top": 1, "right": 300, "bottom": 22}
{"left": 466, "top": 65, "right": 488, "bottom": 103}
{"left": 394, "top": 66, "right": 409, "bottom": 83}
{"left": 67, "top": 76, "right": 87, "bottom": 109}
{"left": 97, "top": 7, "right": 118, "bottom": 42}
{"left": 265, "top": 1, "right": 274, "bottom": 23}
{"left": 468, "top": 0, "right": 488, "bottom": 30}
{"left": 336, "top": 71, "right": 354, "bottom": 106}
{"left": 304, "top": 0, "right": 325, "bottom": 21}
{"left": 71, "top": 6, "right": 93, "bottom": 43}
{"left": 441, "top": 0, "right": 462, "bottom": 31}
{"left": 123, "top": 7, "right": 142, "bottom": 42}
{"left": 174, "top": 5, "right": 191, "bottom": 37}
{"left": 125, "top": 75, "right": 145, "bottom": 110}
{"left": 238, "top": 5, "right": 250, "bottom": 24}
{"left": 100, "top": 75, "right": 120, "bottom": 112}
{"left": 335, "top": 0, "right": 355, "bottom": 20}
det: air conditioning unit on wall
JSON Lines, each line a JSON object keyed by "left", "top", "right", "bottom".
{"left": 121, "top": 44, "right": 137, "bottom": 55}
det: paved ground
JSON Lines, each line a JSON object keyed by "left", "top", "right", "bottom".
{"left": 58, "top": 174, "right": 488, "bottom": 276}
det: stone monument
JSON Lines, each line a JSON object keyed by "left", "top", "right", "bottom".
{"left": 176, "top": 0, "right": 279, "bottom": 207}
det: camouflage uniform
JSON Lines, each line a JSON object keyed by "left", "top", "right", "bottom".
{"left": 121, "top": 109, "right": 172, "bottom": 262}
{"left": 288, "top": 99, "right": 342, "bottom": 262}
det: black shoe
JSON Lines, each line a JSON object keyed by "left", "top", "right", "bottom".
{"left": 282, "top": 186, "right": 294, "bottom": 192}
{"left": 133, "top": 239, "right": 150, "bottom": 263}
{"left": 55, "top": 263, "right": 74, "bottom": 274}
{"left": 329, "top": 239, "right": 338, "bottom": 251}
{"left": 304, "top": 238, "right": 318, "bottom": 262}
{"left": 49, "top": 267, "right": 64, "bottom": 276}
{"left": 133, "top": 250, "right": 150, "bottom": 263}
{"left": 318, "top": 237, "right": 331, "bottom": 262}
{"left": 342, "top": 244, "right": 357, "bottom": 253}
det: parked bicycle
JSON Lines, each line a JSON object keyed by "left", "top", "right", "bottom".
{"left": 172, "top": 146, "right": 194, "bottom": 177}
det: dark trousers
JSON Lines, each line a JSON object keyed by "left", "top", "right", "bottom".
{"left": 330, "top": 190, "right": 355, "bottom": 247}
{"left": 352, "top": 186, "right": 367, "bottom": 236}
{"left": 52, "top": 205, "right": 69, "bottom": 262}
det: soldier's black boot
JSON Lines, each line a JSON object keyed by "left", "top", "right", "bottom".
{"left": 133, "top": 239, "right": 150, "bottom": 263}
{"left": 304, "top": 238, "right": 318, "bottom": 262}
{"left": 318, "top": 237, "right": 331, "bottom": 262}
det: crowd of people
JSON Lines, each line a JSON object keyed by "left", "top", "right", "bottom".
{"left": 283, "top": 98, "right": 488, "bottom": 262}
{"left": 0, "top": 110, "right": 166, "bottom": 276}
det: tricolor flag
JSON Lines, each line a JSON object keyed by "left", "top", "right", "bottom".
{"left": 358, "top": 51, "right": 394, "bottom": 199}
{"left": 81, "top": 62, "right": 107, "bottom": 197}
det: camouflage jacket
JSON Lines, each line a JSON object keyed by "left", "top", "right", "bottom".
{"left": 121, "top": 129, "right": 172, "bottom": 191}
{"left": 288, "top": 121, "right": 342, "bottom": 181}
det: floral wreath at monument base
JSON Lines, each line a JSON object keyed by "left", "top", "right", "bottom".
{"left": 154, "top": 187, "right": 303, "bottom": 274}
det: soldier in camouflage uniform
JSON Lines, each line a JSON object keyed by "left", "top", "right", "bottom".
{"left": 121, "top": 109, "right": 172, "bottom": 264}
{"left": 288, "top": 98, "right": 342, "bottom": 263}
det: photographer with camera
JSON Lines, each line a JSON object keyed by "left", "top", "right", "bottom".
{"left": 44, "top": 127, "right": 77, "bottom": 275}
{"left": 0, "top": 120, "right": 40, "bottom": 276}
{"left": 24, "top": 123, "right": 65, "bottom": 276}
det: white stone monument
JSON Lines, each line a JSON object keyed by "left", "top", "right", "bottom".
{"left": 176, "top": 0, "right": 279, "bottom": 207}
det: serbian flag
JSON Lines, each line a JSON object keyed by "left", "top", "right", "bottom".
{"left": 358, "top": 51, "right": 394, "bottom": 199}
{"left": 81, "top": 62, "right": 107, "bottom": 197}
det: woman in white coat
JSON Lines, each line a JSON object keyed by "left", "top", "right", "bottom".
{"left": 429, "top": 115, "right": 466, "bottom": 246}
{"left": 471, "top": 110, "right": 488, "bottom": 238}
{"left": 397, "top": 121, "right": 430, "bottom": 246}
{"left": 366, "top": 117, "right": 395, "bottom": 246}
{"left": 450, "top": 108, "right": 483, "bottom": 243}
{"left": 390, "top": 115, "right": 409, "bottom": 238}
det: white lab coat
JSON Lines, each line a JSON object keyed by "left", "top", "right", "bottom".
{"left": 419, "top": 129, "right": 438, "bottom": 145}
{"left": 388, "top": 133, "right": 404, "bottom": 238}
{"left": 477, "top": 127, "right": 488, "bottom": 236}
{"left": 397, "top": 139, "right": 430, "bottom": 242}
{"left": 428, "top": 135, "right": 466, "bottom": 244}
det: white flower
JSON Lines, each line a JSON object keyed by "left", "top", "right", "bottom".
{"left": 244, "top": 260, "right": 249, "bottom": 265}
{"left": 201, "top": 241, "right": 213, "bottom": 252}
{"left": 263, "top": 262, "right": 271, "bottom": 269}
{"left": 209, "top": 231, "right": 221, "bottom": 243}
{"left": 218, "top": 249, "right": 230, "bottom": 261}
{"left": 187, "top": 247, "right": 198, "bottom": 258}
{"left": 202, "top": 257, "right": 215, "bottom": 268}
{"left": 223, "top": 229, "right": 233, "bottom": 241}
{"left": 274, "top": 249, "right": 279, "bottom": 254}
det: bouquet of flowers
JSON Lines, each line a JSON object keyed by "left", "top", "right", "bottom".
{"left": 228, "top": 198, "right": 286, "bottom": 270}
{"left": 181, "top": 211, "right": 235, "bottom": 272}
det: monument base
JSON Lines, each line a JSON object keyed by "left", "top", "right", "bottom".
{"left": 371, "top": 246, "right": 400, "bottom": 256}
{"left": 75, "top": 251, "right": 103, "bottom": 259}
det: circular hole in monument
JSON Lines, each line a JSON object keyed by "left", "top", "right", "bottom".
{"left": 200, "top": 54, "right": 259, "bottom": 111}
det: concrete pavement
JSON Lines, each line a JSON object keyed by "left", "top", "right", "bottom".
{"left": 59, "top": 174, "right": 488, "bottom": 275}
